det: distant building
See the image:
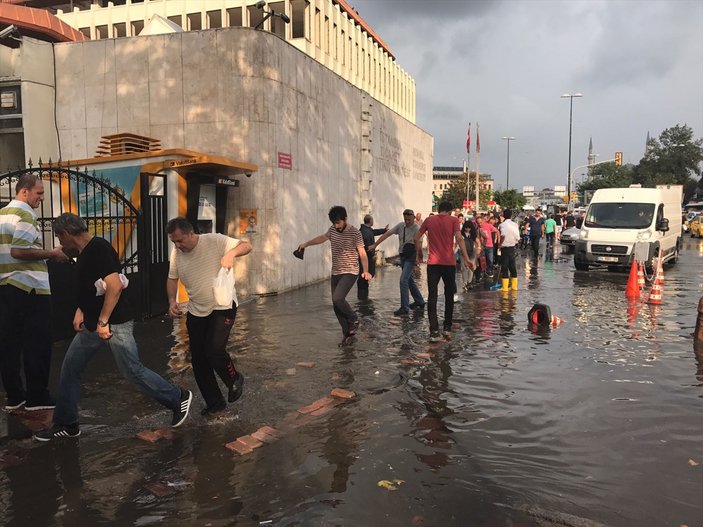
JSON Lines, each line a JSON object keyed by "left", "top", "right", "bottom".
{"left": 522, "top": 185, "right": 567, "bottom": 209}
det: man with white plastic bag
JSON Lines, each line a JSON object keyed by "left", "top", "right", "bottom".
{"left": 166, "top": 217, "right": 252, "bottom": 416}
{"left": 34, "top": 213, "right": 193, "bottom": 441}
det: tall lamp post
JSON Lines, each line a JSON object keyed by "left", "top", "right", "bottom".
{"left": 561, "top": 92, "right": 583, "bottom": 210}
{"left": 501, "top": 136, "right": 516, "bottom": 190}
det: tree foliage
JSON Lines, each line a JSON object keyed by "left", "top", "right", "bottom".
{"left": 441, "top": 172, "right": 493, "bottom": 210}
{"left": 493, "top": 189, "right": 526, "bottom": 211}
{"left": 576, "top": 124, "right": 703, "bottom": 203}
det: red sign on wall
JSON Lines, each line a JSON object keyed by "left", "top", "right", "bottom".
{"left": 278, "top": 152, "right": 292, "bottom": 170}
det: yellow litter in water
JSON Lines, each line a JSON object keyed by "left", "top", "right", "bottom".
{"left": 377, "top": 479, "right": 405, "bottom": 491}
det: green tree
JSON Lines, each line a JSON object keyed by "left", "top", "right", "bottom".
{"left": 633, "top": 124, "right": 703, "bottom": 202}
{"left": 441, "top": 171, "right": 493, "bottom": 210}
{"left": 577, "top": 162, "right": 633, "bottom": 193}
{"left": 493, "top": 189, "right": 526, "bottom": 210}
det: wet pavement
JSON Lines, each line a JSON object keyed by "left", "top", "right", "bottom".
{"left": 1, "top": 238, "right": 702, "bottom": 527}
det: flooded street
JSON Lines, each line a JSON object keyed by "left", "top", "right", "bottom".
{"left": 1, "top": 239, "right": 702, "bottom": 527}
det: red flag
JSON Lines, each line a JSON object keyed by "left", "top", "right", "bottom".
{"left": 466, "top": 123, "right": 471, "bottom": 154}
{"left": 476, "top": 123, "right": 481, "bottom": 154}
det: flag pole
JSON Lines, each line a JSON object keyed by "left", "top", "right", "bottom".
{"left": 465, "top": 123, "right": 471, "bottom": 209}
{"left": 475, "top": 123, "right": 481, "bottom": 212}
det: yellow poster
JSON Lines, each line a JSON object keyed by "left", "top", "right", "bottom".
{"left": 239, "top": 208, "right": 258, "bottom": 235}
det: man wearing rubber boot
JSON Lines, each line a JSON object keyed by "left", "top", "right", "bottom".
{"left": 167, "top": 217, "right": 251, "bottom": 416}
{"left": 498, "top": 209, "right": 521, "bottom": 291}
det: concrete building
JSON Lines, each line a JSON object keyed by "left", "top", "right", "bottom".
{"left": 0, "top": 1, "right": 433, "bottom": 305}
{"left": 432, "top": 165, "right": 493, "bottom": 197}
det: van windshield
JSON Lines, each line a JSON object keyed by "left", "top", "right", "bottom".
{"left": 585, "top": 203, "right": 655, "bottom": 229}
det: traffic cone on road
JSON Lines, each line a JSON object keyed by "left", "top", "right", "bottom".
{"left": 647, "top": 267, "right": 664, "bottom": 305}
{"left": 626, "top": 260, "right": 640, "bottom": 298}
{"left": 637, "top": 262, "right": 645, "bottom": 289}
{"left": 551, "top": 315, "right": 565, "bottom": 327}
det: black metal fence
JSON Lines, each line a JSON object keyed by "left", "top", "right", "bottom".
{"left": 0, "top": 161, "right": 165, "bottom": 339}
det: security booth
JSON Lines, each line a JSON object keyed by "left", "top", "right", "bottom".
{"left": 0, "top": 134, "right": 257, "bottom": 339}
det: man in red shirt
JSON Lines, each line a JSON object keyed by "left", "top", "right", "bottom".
{"left": 477, "top": 215, "right": 498, "bottom": 276}
{"left": 415, "top": 201, "right": 472, "bottom": 341}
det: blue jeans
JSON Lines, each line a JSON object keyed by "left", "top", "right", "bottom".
{"left": 52, "top": 321, "right": 181, "bottom": 426}
{"left": 484, "top": 247, "right": 495, "bottom": 274}
{"left": 399, "top": 258, "right": 424, "bottom": 311}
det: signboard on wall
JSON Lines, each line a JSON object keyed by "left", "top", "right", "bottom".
{"left": 278, "top": 152, "right": 292, "bottom": 170}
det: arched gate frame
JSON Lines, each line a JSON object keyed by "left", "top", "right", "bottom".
{"left": 0, "top": 162, "right": 163, "bottom": 339}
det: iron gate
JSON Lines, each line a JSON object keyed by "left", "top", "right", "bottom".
{"left": 0, "top": 162, "right": 165, "bottom": 339}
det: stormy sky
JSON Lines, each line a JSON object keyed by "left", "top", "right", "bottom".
{"left": 350, "top": 0, "right": 703, "bottom": 192}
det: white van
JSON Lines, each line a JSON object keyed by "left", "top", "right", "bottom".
{"left": 574, "top": 185, "right": 682, "bottom": 272}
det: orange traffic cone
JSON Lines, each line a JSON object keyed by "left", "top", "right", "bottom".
{"left": 551, "top": 315, "right": 565, "bottom": 327}
{"left": 637, "top": 262, "right": 645, "bottom": 289}
{"left": 626, "top": 260, "right": 640, "bottom": 298}
{"left": 647, "top": 272, "right": 663, "bottom": 305}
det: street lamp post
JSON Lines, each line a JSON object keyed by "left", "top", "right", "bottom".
{"left": 561, "top": 92, "right": 583, "bottom": 210}
{"left": 501, "top": 137, "right": 516, "bottom": 190}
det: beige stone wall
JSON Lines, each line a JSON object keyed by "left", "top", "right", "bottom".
{"left": 53, "top": 27, "right": 432, "bottom": 295}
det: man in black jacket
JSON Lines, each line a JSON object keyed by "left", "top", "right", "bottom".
{"left": 357, "top": 214, "right": 387, "bottom": 299}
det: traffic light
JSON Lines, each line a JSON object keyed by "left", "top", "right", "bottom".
{"left": 615, "top": 151, "right": 623, "bottom": 166}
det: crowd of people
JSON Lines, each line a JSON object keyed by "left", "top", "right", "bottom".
{"left": 297, "top": 201, "right": 576, "bottom": 344}
{"left": 0, "top": 174, "right": 251, "bottom": 441}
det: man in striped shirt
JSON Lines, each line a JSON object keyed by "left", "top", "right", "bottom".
{"left": 0, "top": 174, "right": 68, "bottom": 411}
{"left": 298, "top": 206, "right": 372, "bottom": 346}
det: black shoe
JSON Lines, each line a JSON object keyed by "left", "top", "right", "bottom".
{"left": 26, "top": 397, "right": 55, "bottom": 411}
{"left": 171, "top": 389, "right": 193, "bottom": 427}
{"left": 200, "top": 401, "right": 227, "bottom": 416}
{"left": 34, "top": 424, "right": 80, "bottom": 442}
{"left": 409, "top": 302, "right": 426, "bottom": 310}
{"left": 228, "top": 372, "right": 245, "bottom": 403}
{"left": 4, "top": 399, "right": 26, "bottom": 412}
{"left": 429, "top": 331, "right": 442, "bottom": 342}
{"left": 393, "top": 308, "right": 409, "bottom": 316}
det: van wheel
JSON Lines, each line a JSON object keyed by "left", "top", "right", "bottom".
{"left": 574, "top": 262, "right": 589, "bottom": 271}
{"left": 667, "top": 247, "right": 679, "bottom": 265}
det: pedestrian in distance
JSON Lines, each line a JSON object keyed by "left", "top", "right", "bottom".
{"left": 166, "top": 217, "right": 250, "bottom": 416}
{"left": 369, "top": 208, "right": 426, "bottom": 316}
{"left": 297, "top": 206, "right": 372, "bottom": 346}
{"left": 34, "top": 213, "right": 192, "bottom": 441}
{"left": 0, "top": 173, "right": 68, "bottom": 413}
{"left": 477, "top": 214, "right": 498, "bottom": 277}
{"left": 528, "top": 209, "right": 546, "bottom": 257}
{"left": 545, "top": 213, "right": 557, "bottom": 251}
{"left": 499, "top": 208, "right": 521, "bottom": 291}
{"left": 414, "top": 201, "right": 472, "bottom": 341}
{"left": 357, "top": 214, "right": 387, "bottom": 299}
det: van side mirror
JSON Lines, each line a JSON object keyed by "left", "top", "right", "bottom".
{"left": 657, "top": 218, "right": 669, "bottom": 232}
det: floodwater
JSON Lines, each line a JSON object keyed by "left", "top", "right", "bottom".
{"left": 1, "top": 238, "right": 702, "bottom": 527}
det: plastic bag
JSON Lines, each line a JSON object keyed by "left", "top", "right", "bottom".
{"left": 212, "top": 267, "right": 234, "bottom": 306}
{"left": 94, "top": 273, "right": 130, "bottom": 296}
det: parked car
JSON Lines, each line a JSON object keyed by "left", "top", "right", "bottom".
{"left": 690, "top": 214, "right": 703, "bottom": 238}
{"left": 560, "top": 226, "right": 580, "bottom": 253}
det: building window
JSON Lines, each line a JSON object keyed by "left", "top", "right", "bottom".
{"left": 314, "top": 8, "right": 320, "bottom": 47}
{"left": 290, "top": 0, "right": 306, "bottom": 39}
{"left": 248, "top": 5, "right": 264, "bottom": 28}
{"left": 113, "top": 22, "right": 126, "bottom": 38}
{"left": 79, "top": 27, "right": 91, "bottom": 38}
{"left": 131, "top": 20, "right": 144, "bottom": 35}
{"left": 168, "top": 15, "right": 182, "bottom": 29}
{"left": 187, "top": 13, "right": 202, "bottom": 31}
{"left": 207, "top": 10, "right": 222, "bottom": 29}
{"left": 227, "top": 7, "right": 242, "bottom": 26}
{"left": 95, "top": 25, "right": 108, "bottom": 39}
{"left": 270, "top": 1, "right": 286, "bottom": 38}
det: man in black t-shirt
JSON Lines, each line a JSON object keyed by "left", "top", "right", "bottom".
{"left": 35, "top": 214, "right": 192, "bottom": 441}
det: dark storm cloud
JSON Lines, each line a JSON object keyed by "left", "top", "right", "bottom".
{"left": 349, "top": 0, "right": 501, "bottom": 23}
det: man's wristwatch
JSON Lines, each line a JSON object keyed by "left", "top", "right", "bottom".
{"left": 97, "top": 320, "right": 109, "bottom": 327}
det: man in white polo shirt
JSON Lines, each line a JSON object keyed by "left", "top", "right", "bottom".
{"left": 166, "top": 217, "right": 252, "bottom": 416}
{"left": 498, "top": 208, "right": 521, "bottom": 291}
